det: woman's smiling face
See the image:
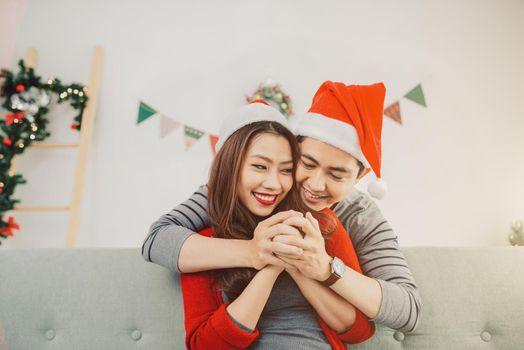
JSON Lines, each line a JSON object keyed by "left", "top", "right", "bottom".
{"left": 238, "top": 132, "right": 294, "bottom": 217}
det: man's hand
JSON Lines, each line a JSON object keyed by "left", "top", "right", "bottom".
{"left": 248, "top": 210, "right": 304, "bottom": 270}
{"left": 273, "top": 212, "right": 332, "bottom": 281}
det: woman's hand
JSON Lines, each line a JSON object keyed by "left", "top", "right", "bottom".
{"left": 248, "top": 210, "right": 304, "bottom": 270}
{"left": 273, "top": 212, "right": 332, "bottom": 282}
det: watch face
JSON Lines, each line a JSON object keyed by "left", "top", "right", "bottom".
{"left": 332, "top": 257, "right": 346, "bottom": 276}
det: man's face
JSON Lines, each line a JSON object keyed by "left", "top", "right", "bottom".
{"left": 295, "top": 137, "right": 370, "bottom": 211}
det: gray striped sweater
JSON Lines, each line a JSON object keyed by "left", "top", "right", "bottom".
{"left": 142, "top": 185, "right": 421, "bottom": 333}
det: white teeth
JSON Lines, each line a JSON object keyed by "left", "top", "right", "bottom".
{"left": 253, "top": 193, "right": 277, "bottom": 201}
{"left": 303, "top": 187, "right": 322, "bottom": 199}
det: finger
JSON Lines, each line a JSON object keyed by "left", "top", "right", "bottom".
{"left": 259, "top": 210, "right": 303, "bottom": 229}
{"left": 265, "top": 223, "right": 302, "bottom": 239}
{"left": 274, "top": 255, "right": 300, "bottom": 272}
{"left": 277, "top": 255, "right": 302, "bottom": 267}
{"left": 275, "top": 252, "right": 302, "bottom": 260}
{"left": 270, "top": 241, "right": 303, "bottom": 256}
{"left": 272, "top": 234, "right": 309, "bottom": 250}
{"left": 284, "top": 215, "right": 320, "bottom": 238}
{"left": 306, "top": 212, "right": 321, "bottom": 231}
{"left": 267, "top": 255, "right": 295, "bottom": 270}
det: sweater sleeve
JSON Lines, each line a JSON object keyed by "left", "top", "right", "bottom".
{"left": 336, "top": 309, "right": 376, "bottom": 344}
{"left": 141, "top": 185, "right": 210, "bottom": 273}
{"left": 180, "top": 265, "right": 260, "bottom": 349}
{"left": 333, "top": 188, "right": 422, "bottom": 333}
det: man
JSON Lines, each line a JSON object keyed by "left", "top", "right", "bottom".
{"left": 142, "top": 81, "right": 421, "bottom": 333}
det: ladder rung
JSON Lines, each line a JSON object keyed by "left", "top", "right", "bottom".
{"left": 12, "top": 206, "right": 71, "bottom": 212}
{"left": 29, "top": 143, "right": 80, "bottom": 149}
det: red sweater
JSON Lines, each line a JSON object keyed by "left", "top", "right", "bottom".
{"left": 180, "top": 209, "right": 375, "bottom": 349}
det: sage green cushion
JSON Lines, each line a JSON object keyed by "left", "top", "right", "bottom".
{"left": 1, "top": 247, "right": 523, "bottom": 349}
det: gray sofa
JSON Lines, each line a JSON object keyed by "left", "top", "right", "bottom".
{"left": 1, "top": 247, "right": 523, "bottom": 349}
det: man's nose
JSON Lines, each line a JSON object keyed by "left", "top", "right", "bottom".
{"left": 307, "top": 170, "right": 326, "bottom": 192}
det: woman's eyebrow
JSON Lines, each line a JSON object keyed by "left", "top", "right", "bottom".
{"left": 251, "top": 154, "right": 273, "bottom": 163}
{"left": 251, "top": 154, "right": 293, "bottom": 165}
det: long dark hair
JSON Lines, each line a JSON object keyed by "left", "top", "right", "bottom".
{"left": 208, "top": 121, "right": 335, "bottom": 301}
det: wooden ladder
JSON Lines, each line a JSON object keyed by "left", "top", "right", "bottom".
{"left": 9, "top": 47, "right": 103, "bottom": 248}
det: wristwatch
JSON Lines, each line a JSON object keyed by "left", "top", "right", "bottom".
{"left": 320, "top": 256, "right": 346, "bottom": 287}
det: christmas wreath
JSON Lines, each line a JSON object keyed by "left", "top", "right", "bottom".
{"left": 0, "top": 60, "right": 88, "bottom": 244}
{"left": 246, "top": 80, "right": 293, "bottom": 118}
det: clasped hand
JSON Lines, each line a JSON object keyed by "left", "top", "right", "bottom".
{"left": 248, "top": 210, "right": 332, "bottom": 281}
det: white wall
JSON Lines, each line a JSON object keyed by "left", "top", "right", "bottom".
{"left": 2, "top": 0, "right": 523, "bottom": 248}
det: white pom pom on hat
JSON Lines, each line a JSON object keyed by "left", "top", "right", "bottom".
{"left": 293, "top": 81, "right": 388, "bottom": 199}
{"left": 215, "top": 100, "right": 290, "bottom": 152}
{"left": 368, "top": 178, "right": 388, "bottom": 200}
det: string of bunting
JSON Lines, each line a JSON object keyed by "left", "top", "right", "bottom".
{"left": 138, "top": 82, "right": 427, "bottom": 154}
{"left": 136, "top": 101, "right": 219, "bottom": 155}
{"left": 136, "top": 81, "right": 294, "bottom": 155}
{"left": 0, "top": 60, "right": 88, "bottom": 245}
{"left": 383, "top": 83, "right": 427, "bottom": 125}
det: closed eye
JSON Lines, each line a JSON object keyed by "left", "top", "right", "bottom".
{"left": 252, "top": 164, "right": 267, "bottom": 170}
{"left": 301, "top": 160, "right": 315, "bottom": 169}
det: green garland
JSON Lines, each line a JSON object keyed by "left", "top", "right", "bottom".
{"left": 0, "top": 60, "right": 88, "bottom": 244}
{"left": 247, "top": 82, "right": 293, "bottom": 118}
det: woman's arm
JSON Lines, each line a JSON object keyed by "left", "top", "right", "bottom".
{"left": 226, "top": 265, "right": 283, "bottom": 330}
{"left": 181, "top": 265, "right": 283, "bottom": 349}
{"left": 142, "top": 184, "right": 303, "bottom": 273}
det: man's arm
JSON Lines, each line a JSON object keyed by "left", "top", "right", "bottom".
{"left": 334, "top": 188, "right": 422, "bottom": 333}
{"left": 142, "top": 185, "right": 211, "bottom": 273}
{"left": 142, "top": 185, "right": 301, "bottom": 273}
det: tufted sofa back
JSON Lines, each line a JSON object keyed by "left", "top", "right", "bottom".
{"left": 1, "top": 247, "right": 523, "bottom": 349}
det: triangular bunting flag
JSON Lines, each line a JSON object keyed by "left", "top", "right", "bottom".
{"left": 137, "top": 101, "right": 157, "bottom": 124}
{"left": 384, "top": 101, "right": 402, "bottom": 125}
{"left": 209, "top": 134, "right": 219, "bottom": 156}
{"left": 159, "top": 114, "right": 181, "bottom": 138}
{"left": 184, "top": 125, "right": 205, "bottom": 150}
{"left": 404, "top": 84, "right": 427, "bottom": 107}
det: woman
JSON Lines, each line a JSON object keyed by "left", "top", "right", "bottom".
{"left": 143, "top": 82, "right": 421, "bottom": 333}
{"left": 181, "top": 102, "right": 374, "bottom": 349}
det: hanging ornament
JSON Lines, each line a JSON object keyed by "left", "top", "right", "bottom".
{"left": 247, "top": 80, "right": 293, "bottom": 118}
{"left": 0, "top": 216, "right": 20, "bottom": 237}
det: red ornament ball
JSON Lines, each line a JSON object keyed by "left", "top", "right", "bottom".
{"left": 15, "top": 84, "right": 25, "bottom": 92}
{"left": 70, "top": 123, "right": 78, "bottom": 130}
{"left": 2, "top": 138, "right": 12, "bottom": 146}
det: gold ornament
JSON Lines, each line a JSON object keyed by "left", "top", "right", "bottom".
{"left": 509, "top": 220, "right": 524, "bottom": 246}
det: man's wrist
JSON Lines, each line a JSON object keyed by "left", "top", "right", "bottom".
{"left": 319, "top": 255, "right": 333, "bottom": 281}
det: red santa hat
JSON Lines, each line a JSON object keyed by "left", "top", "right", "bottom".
{"left": 292, "top": 81, "right": 387, "bottom": 199}
{"left": 216, "top": 100, "right": 290, "bottom": 152}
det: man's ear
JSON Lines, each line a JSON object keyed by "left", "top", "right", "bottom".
{"left": 356, "top": 168, "right": 371, "bottom": 181}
